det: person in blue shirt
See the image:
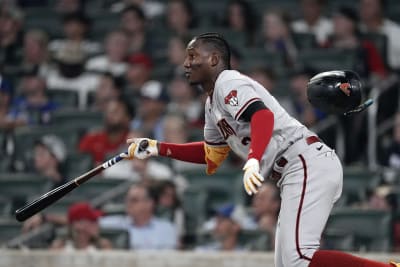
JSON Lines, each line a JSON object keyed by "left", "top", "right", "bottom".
{"left": 7, "top": 73, "right": 58, "bottom": 128}
{"left": 99, "top": 183, "right": 178, "bottom": 250}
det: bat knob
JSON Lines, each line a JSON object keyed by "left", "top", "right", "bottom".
{"left": 138, "top": 139, "right": 149, "bottom": 152}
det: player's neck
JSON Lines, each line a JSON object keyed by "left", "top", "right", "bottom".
{"left": 204, "top": 68, "right": 225, "bottom": 96}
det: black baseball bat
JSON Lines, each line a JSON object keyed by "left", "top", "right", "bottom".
{"left": 14, "top": 152, "right": 128, "bottom": 222}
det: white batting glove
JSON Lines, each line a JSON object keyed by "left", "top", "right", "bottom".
{"left": 242, "top": 158, "right": 264, "bottom": 195}
{"left": 125, "top": 138, "right": 159, "bottom": 160}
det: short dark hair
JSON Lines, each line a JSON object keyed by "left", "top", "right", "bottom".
{"left": 196, "top": 32, "right": 232, "bottom": 69}
{"left": 121, "top": 4, "right": 146, "bottom": 21}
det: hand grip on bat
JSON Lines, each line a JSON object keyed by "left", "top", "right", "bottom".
{"left": 126, "top": 138, "right": 159, "bottom": 160}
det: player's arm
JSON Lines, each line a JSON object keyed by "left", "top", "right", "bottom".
{"left": 239, "top": 101, "right": 274, "bottom": 195}
{"left": 125, "top": 139, "right": 230, "bottom": 175}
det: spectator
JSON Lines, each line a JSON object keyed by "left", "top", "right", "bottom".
{"left": 386, "top": 113, "right": 400, "bottom": 169}
{"left": 291, "top": 0, "right": 333, "bottom": 45}
{"left": 131, "top": 81, "right": 169, "bottom": 140}
{"left": 166, "top": 35, "right": 190, "bottom": 78}
{"left": 21, "top": 29, "right": 52, "bottom": 77}
{"left": 90, "top": 73, "right": 123, "bottom": 111}
{"left": 196, "top": 203, "right": 246, "bottom": 251}
{"left": 102, "top": 128, "right": 173, "bottom": 181}
{"left": 153, "top": 180, "right": 185, "bottom": 241}
{"left": 100, "top": 183, "right": 178, "bottom": 250}
{"left": 79, "top": 97, "right": 134, "bottom": 165}
{"left": 221, "top": 0, "right": 256, "bottom": 46}
{"left": 259, "top": 9, "right": 298, "bottom": 67}
{"left": 250, "top": 182, "right": 280, "bottom": 248}
{"left": 55, "top": 0, "right": 85, "bottom": 14}
{"left": 166, "top": 0, "right": 196, "bottom": 37}
{"left": 51, "top": 202, "right": 112, "bottom": 251}
{"left": 359, "top": 0, "right": 400, "bottom": 70}
{"left": 124, "top": 53, "right": 153, "bottom": 98}
{"left": 47, "top": 42, "right": 99, "bottom": 109}
{"left": 167, "top": 73, "right": 202, "bottom": 125}
{"left": 247, "top": 66, "right": 276, "bottom": 93}
{"left": 324, "top": 6, "right": 387, "bottom": 80}
{"left": 0, "top": 5, "right": 24, "bottom": 66}
{"left": 86, "top": 30, "right": 129, "bottom": 77}
{"left": 6, "top": 73, "right": 58, "bottom": 128}
{"left": 0, "top": 76, "right": 13, "bottom": 129}
{"left": 119, "top": 5, "right": 151, "bottom": 54}
{"left": 287, "top": 68, "right": 325, "bottom": 127}
{"left": 110, "top": 0, "right": 165, "bottom": 20}
{"left": 49, "top": 12, "right": 101, "bottom": 58}
{"left": 32, "top": 135, "right": 67, "bottom": 189}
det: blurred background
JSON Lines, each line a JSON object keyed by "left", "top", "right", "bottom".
{"left": 0, "top": 0, "right": 400, "bottom": 254}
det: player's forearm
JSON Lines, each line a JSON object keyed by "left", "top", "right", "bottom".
{"left": 158, "top": 141, "right": 206, "bottom": 164}
{"left": 248, "top": 109, "right": 274, "bottom": 161}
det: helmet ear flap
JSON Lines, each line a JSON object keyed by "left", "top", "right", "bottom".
{"left": 307, "top": 70, "right": 365, "bottom": 115}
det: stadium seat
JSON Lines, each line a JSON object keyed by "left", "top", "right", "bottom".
{"left": 321, "top": 228, "right": 355, "bottom": 251}
{"left": 50, "top": 109, "right": 104, "bottom": 133}
{"left": 324, "top": 208, "right": 392, "bottom": 252}
{"left": 0, "top": 219, "right": 23, "bottom": 246}
{"left": 63, "top": 152, "right": 94, "bottom": 179}
{"left": 341, "top": 167, "right": 380, "bottom": 205}
{"left": 68, "top": 178, "right": 127, "bottom": 200}
{"left": 182, "top": 187, "right": 208, "bottom": 236}
{"left": 293, "top": 33, "right": 317, "bottom": 50}
{"left": 298, "top": 49, "right": 358, "bottom": 73}
{"left": 99, "top": 228, "right": 130, "bottom": 249}
{"left": 24, "top": 8, "right": 63, "bottom": 38}
{"left": 13, "top": 125, "right": 81, "bottom": 164}
{"left": 47, "top": 89, "right": 79, "bottom": 109}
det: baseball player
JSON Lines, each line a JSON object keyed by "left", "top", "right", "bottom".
{"left": 125, "top": 33, "right": 398, "bottom": 267}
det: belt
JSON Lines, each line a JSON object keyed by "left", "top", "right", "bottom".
{"left": 270, "top": 136, "right": 321, "bottom": 181}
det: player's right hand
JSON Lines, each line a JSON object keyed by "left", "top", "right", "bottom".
{"left": 125, "top": 138, "right": 159, "bottom": 159}
{"left": 242, "top": 158, "right": 264, "bottom": 195}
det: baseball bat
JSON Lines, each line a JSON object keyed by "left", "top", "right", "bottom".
{"left": 14, "top": 152, "right": 128, "bottom": 222}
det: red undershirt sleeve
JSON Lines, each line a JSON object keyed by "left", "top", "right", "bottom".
{"left": 158, "top": 141, "right": 206, "bottom": 164}
{"left": 248, "top": 109, "right": 274, "bottom": 161}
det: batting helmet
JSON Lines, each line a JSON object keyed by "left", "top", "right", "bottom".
{"left": 307, "top": 70, "right": 371, "bottom": 115}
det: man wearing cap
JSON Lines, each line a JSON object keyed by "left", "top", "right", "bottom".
{"left": 51, "top": 202, "right": 112, "bottom": 251}
{"left": 124, "top": 53, "right": 154, "bottom": 97}
{"left": 196, "top": 203, "right": 246, "bottom": 251}
{"left": 131, "top": 80, "right": 169, "bottom": 140}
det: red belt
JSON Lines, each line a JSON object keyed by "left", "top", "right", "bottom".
{"left": 270, "top": 136, "right": 321, "bottom": 181}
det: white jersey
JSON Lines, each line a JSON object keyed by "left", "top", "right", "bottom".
{"left": 204, "top": 70, "right": 314, "bottom": 176}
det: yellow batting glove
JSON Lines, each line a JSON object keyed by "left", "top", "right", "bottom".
{"left": 204, "top": 144, "right": 230, "bottom": 175}
{"left": 242, "top": 158, "right": 264, "bottom": 195}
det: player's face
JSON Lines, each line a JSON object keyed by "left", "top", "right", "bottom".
{"left": 183, "top": 39, "right": 211, "bottom": 86}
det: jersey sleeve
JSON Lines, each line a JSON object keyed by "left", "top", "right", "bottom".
{"left": 216, "top": 80, "right": 262, "bottom": 121}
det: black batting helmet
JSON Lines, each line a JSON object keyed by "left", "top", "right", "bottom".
{"left": 307, "top": 70, "right": 370, "bottom": 115}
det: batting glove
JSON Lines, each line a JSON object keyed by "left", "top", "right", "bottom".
{"left": 125, "top": 138, "right": 159, "bottom": 159}
{"left": 242, "top": 158, "right": 264, "bottom": 195}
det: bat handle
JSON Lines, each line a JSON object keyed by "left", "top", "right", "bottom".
{"left": 101, "top": 152, "right": 127, "bottom": 168}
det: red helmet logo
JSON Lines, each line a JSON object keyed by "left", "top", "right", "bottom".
{"left": 339, "top": 83, "right": 351, "bottom": 96}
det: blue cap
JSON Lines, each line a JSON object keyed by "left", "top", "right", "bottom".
{"left": 0, "top": 77, "right": 12, "bottom": 95}
{"left": 216, "top": 203, "right": 235, "bottom": 218}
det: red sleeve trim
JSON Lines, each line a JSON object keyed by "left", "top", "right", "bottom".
{"left": 234, "top": 97, "right": 261, "bottom": 120}
{"left": 159, "top": 142, "right": 206, "bottom": 164}
{"left": 248, "top": 109, "right": 274, "bottom": 161}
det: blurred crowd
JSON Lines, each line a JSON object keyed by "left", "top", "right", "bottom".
{"left": 1, "top": 0, "right": 400, "bottom": 252}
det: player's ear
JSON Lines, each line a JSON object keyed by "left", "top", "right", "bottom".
{"left": 210, "top": 52, "right": 219, "bottom": 67}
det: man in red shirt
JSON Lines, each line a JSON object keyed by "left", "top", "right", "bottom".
{"left": 79, "top": 97, "right": 134, "bottom": 165}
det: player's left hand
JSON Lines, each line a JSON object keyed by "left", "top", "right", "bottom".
{"left": 124, "top": 138, "right": 159, "bottom": 159}
{"left": 242, "top": 158, "right": 264, "bottom": 195}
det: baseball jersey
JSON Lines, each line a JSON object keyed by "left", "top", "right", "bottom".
{"left": 204, "top": 70, "right": 314, "bottom": 176}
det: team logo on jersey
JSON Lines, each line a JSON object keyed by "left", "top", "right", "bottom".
{"left": 339, "top": 83, "right": 351, "bottom": 96}
{"left": 224, "top": 90, "right": 238, "bottom": 106}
